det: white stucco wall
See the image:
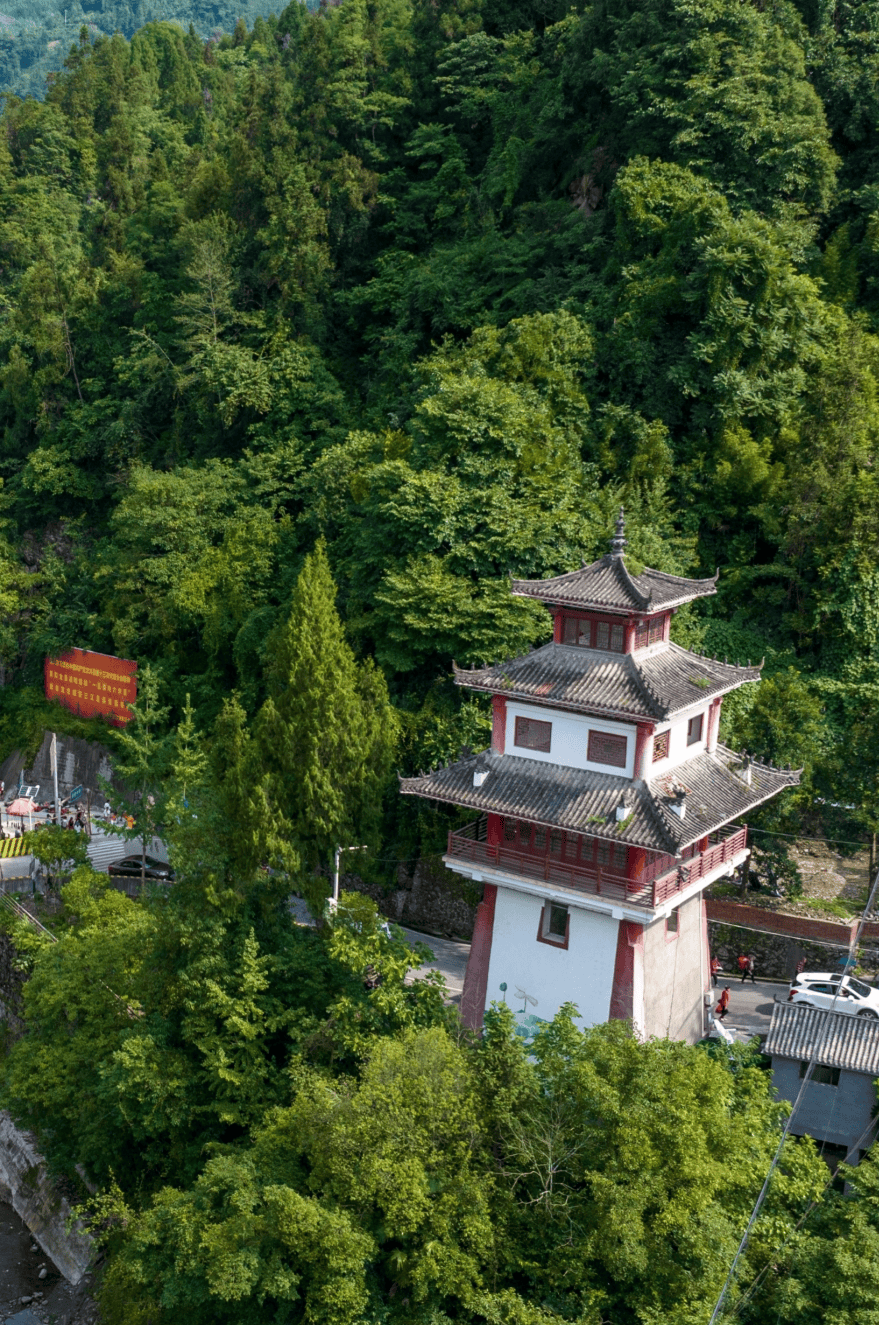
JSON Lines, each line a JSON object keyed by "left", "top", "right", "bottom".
{"left": 649, "top": 709, "right": 708, "bottom": 773}
{"left": 483, "top": 886, "right": 620, "bottom": 1027}
{"left": 505, "top": 702, "right": 635, "bottom": 779}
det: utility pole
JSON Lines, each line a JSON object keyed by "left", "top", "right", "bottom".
{"left": 331, "top": 844, "right": 368, "bottom": 909}
{"left": 51, "top": 732, "right": 60, "bottom": 828}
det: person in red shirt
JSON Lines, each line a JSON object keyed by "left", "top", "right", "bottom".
{"left": 710, "top": 956, "right": 721, "bottom": 987}
{"left": 716, "top": 987, "right": 730, "bottom": 1021}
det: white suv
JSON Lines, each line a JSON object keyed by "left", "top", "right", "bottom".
{"left": 788, "top": 972, "right": 879, "bottom": 1019}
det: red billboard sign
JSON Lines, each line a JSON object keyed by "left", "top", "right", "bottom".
{"left": 44, "top": 648, "right": 137, "bottom": 726}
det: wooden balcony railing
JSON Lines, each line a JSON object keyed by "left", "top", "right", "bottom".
{"left": 446, "top": 821, "right": 748, "bottom": 911}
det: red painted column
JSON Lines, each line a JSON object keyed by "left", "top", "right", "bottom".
{"left": 706, "top": 698, "right": 721, "bottom": 752}
{"left": 609, "top": 920, "right": 644, "bottom": 1021}
{"left": 491, "top": 696, "right": 507, "bottom": 753}
{"left": 461, "top": 883, "right": 498, "bottom": 1031}
{"left": 553, "top": 609, "right": 564, "bottom": 643}
{"left": 634, "top": 722, "right": 653, "bottom": 779}
{"left": 487, "top": 813, "right": 503, "bottom": 846}
{"left": 624, "top": 616, "right": 636, "bottom": 653}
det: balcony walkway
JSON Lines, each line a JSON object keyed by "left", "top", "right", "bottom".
{"left": 446, "top": 820, "right": 748, "bottom": 911}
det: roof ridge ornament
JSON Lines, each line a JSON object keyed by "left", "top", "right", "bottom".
{"left": 609, "top": 505, "right": 627, "bottom": 558}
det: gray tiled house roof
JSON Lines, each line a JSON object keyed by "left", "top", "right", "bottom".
{"left": 765, "top": 1002, "right": 879, "bottom": 1077}
{"left": 400, "top": 744, "right": 800, "bottom": 855}
{"left": 455, "top": 641, "right": 761, "bottom": 721}
{"left": 512, "top": 554, "right": 718, "bottom": 613}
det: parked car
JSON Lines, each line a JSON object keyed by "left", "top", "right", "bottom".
{"left": 107, "top": 855, "right": 175, "bottom": 882}
{"left": 788, "top": 971, "right": 879, "bottom": 1018}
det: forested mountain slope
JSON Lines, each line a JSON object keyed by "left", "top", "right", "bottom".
{"left": 0, "top": 0, "right": 878, "bottom": 845}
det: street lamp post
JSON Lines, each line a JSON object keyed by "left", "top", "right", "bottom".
{"left": 331, "top": 844, "right": 368, "bottom": 908}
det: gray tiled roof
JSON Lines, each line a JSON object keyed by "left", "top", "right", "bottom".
{"left": 400, "top": 744, "right": 800, "bottom": 854}
{"left": 765, "top": 1002, "right": 879, "bottom": 1077}
{"left": 512, "top": 554, "right": 718, "bottom": 613}
{"left": 455, "top": 641, "right": 761, "bottom": 721}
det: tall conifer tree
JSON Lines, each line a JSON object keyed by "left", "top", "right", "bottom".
{"left": 256, "top": 541, "right": 396, "bottom": 893}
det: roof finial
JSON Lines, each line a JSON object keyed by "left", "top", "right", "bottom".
{"left": 610, "top": 505, "right": 627, "bottom": 558}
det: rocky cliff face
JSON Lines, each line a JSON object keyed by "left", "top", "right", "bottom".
{"left": 0, "top": 731, "right": 120, "bottom": 807}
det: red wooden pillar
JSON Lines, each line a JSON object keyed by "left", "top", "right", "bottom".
{"left": 609, "top": 920, "right": 644, "bottom": 1022}
{"left": 461, "top": 884, "right": 497, "bottom": 1031}
{"left": 706, "top": 697, "right": 722, "bottom": 752}
{"left": 491, "top": 696, "right": 507, "bottom": 753}
{"left": 486, "top": 813, "right": 503, "bottom": 846}
{"left": 552, "top": 609, "right": 564, "bottom": 643}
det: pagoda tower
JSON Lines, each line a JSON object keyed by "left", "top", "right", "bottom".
{"left": 401, "top": 511, "right": 799, "bottom": 1042}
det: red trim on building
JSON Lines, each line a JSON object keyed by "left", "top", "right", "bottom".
{"left": 624, "top": 617, "right": 636, "bottom": 653}
{"left": 634, "top": 722, "right": 653, "bottom": 779}
{"left": 609, "top": 920, "right": 643, "bottom": 1021}
{"left": 487, "top": 813, "right": 503, "bottom": 846}
{"left": 491, "top": 695, "right": 507, "bottom": 753}
{"left": 706, "top": 697, "right": 721, "bottom": 752}
{"left": 552, "top": 608, "right": 563, "bottom": 644}
{"left": 461, "top": 884, "right": 498, "bottom": 1031}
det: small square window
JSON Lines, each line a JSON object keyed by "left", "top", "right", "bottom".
{"left": 653, "top": 731, "right": 670, "bottom": 762}
{"left": 515, "top": 716, "right": 552, "bottom": 753}
{"left": 537, "top": 901, "right": 569, "bottom": 947}
{"left": 800, "top": 1062, "right": 840, "bottom": 1087}
{"left": 548, "top": 904, "right": 568, "bottom": 937}
{"left": 687, "top": 714, "right": 703, "bottom": 746}
{"left": 666, "top": 906, "right": 679, "bottom": 935}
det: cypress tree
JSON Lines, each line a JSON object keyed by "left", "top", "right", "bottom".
{"left": 256, "top": 541, "right": 397, "bottom": 892}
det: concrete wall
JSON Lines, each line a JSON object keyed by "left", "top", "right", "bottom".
{"left": 772, "top": 1058, "right": 878, "bottom": 1152}
{"left": 642, "top": 893, "right": 706, "bottom": 1043}
{"left": 0, "top": 1114, "right": 91, "bottom": 1284}
{"left": 483, "top": 886, "right": 619, "bottom": 1027}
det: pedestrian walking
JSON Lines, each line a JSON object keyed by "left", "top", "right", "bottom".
{"left": 741, "top": 954, "right": 756, "bottom": 984}
{"left": 710, "top": 956, "right": 721, "bottom": 987}
{"left": 716, "top": 987, "right": 730, "bottom": 1021}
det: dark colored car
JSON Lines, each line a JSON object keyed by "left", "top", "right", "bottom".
{"left": 107, "top": 855, "right": 175, "bottom": 882}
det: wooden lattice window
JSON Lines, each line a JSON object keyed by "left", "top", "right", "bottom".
{"left": 635, "top": 620, "right": 649, "bottom": 649}
{"left": 653, "top": 730, "right": 670, "bottom": 762}
{"left": 648, "top": 616, "right": 666, "bottom": 645}
{"left": 563, "top": 616, "right": 592, "bottom": 647}
{"left": 515, "top": 716, "right": 552, "bottom": 753}
{"left": 587, "top": 730, "right": 627, "bottom": 768}
{"left": 503, "top": 817, "right": 517, "bottom": 842}
{"left": 595, "top": 620, "right": 625, "bottom": 653}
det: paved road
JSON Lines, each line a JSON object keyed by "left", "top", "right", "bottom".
{"left": 402, "top": 929, "right": 469, "bottom": 1005}
{"left": 711, "top": 977, "right": 788, "bottom": 1040}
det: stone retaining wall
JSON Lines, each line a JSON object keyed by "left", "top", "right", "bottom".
{"left": 0, "top": 1115, "right": 91, "bottom": 1285}
{"left": 344, "top": 856, "right": 481, "bottom": 939}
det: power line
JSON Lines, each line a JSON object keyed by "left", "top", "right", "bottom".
{"left": 747, "top": 825, "right": 868, "bottom": 849}
{"left": 707, "top": 861, "right": 879, "bottom": 1324}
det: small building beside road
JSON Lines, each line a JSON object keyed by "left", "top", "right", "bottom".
{"left": 765, "top": 1001, "right": 879, "bottom": 1164}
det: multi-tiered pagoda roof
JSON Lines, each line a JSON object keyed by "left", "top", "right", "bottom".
{"left": 401, "top": 745, "right": 799, "bottom": 856}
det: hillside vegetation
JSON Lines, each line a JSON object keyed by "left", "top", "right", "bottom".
{"left": 0, "top": 0, "right": 878, "bottom": 847}
{"left": 2, "top": 4, "right": 879, "bottom": 1320}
